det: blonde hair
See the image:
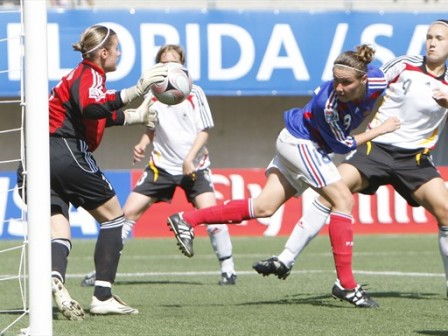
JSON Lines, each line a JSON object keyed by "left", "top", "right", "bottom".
{"left": 333, "top": 44, "right": 375, "bottom": 77}
{"left": 72, "top": 25, "right": 116, "bottom": 60}
{"left": 155, "top": 44, "right": 186, "bottom": 65}
{"left": 432, "top": 19, "right": 448, "bottom": 28}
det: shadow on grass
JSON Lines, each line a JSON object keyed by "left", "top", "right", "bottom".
{"left": 367, "top": 291, "right": 439, "bottom": 300}
{"left": 0, "top": 309, "right": 26, "bottom": 315}
{"left": 239, "top": 290, "right": 441, "bottom": 309}
{"left": 416, "top": 331, "right": 448, "bottom": 336}
{"left": 115, "top": 280, "right": 204, "bottom": 286}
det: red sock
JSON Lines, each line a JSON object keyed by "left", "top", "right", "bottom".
{"left": 182, "top": 199, "right": 253, "bottom": 227}
{"left": 329, "top": 212, "right": 356, "bottom": 290}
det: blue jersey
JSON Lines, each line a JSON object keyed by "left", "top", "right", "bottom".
{"left": 284, "top": 65, "right": 387, "bottom": 154}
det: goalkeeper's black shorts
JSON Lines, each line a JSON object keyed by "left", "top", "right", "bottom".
{"left": 49, "top": 137, "right": 116, "bottom": 218}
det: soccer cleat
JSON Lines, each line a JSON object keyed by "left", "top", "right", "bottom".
{"left": 90, "top": 295, "right": 139, "bottom": 315}
{"left": 219, "top": 273, "right": 237, "bottom": 285}
{"left": 52, "top": 277, "right": 85, "bottom": 321}
{"left": 252, "top": 256, "right": 292, "bottom": 280}
{"left": 167, "top": 213, "right": 195, "bottom": 257}
{"left": 331, "top": 279, "right": 379, "bottom": 308}
{"left": 80, "top": 270, "right": 96, "bottom": 287}
{"left": 18, "top": 327, "right": 30, "bottom": 336}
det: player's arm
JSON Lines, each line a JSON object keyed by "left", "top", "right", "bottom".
{"left": 183, "top": 129, "right": 209, "bottom": 176}
{"left": 133, "top": 127, "right": 155, "bottom": 164}
{"left": 353, "top": 117, "right": 400, "bottom": 146}
{"left": 433, "top": 88, "right": 448, "bottom": 108}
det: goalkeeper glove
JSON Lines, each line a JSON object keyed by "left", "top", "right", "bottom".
{"left": 123, "top": 63, "right": 168, "bottom": 103}
{"left": 124, "top": 96, "right": 157, "bottom": 126}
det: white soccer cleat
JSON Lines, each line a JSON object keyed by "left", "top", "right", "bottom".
{"left": 52, "top": 277, "right": 85, "bottom": 321}
{"left": 90, "top": 295, "right": 139, "bottom": 315}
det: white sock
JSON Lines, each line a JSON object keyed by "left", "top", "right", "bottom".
{"left": 278, "top": 199, "right": 330, "bottom": 268}
{"left": 207, "top": 224, "right": 235, "bottom": 274}
{"left": 438, "top": 226, "right": 448, "bottom": 286}
{"left": 122, "top": 219, "right": 135, "bottom": 241}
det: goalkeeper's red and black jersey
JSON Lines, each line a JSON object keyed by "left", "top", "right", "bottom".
{"left": 49, "top": 59, "right": 125, "bottom": 152}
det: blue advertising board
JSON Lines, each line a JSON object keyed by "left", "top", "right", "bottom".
{"left": 0, "top": 9, "right": 444, "bottom": 96}
{"left": 0, "top": 171, "right": 130, "bottom": 239}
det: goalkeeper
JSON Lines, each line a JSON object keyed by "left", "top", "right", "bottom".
{"left": 18, "top": 24, "right": 166, "bottom": 320}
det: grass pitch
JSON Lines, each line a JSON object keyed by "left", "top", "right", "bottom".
{"left": 0, "top": 234, "right": 447, "bottom": 336}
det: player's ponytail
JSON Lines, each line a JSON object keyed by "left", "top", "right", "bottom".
{"left": 72, "top": 25, "right": 116, "bottom": 61}
{"left": 333, "top": 44, "right": 375, "bottom": 78}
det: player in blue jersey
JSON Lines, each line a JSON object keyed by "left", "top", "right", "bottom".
{"left": 253, "top": 19, "right": 448, "bottom": 307}
{"left": 166, "top": 44, "right": 400, "bottom": 306}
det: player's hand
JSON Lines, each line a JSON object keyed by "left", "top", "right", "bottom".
{"left": 137, "top": 63, "right": 168, "bottom": 95}
{"left": 123, "top": 95, "right": 154, "bottom": 126}
{"left": 378, "top": 116, "right": 400, "bottom": 134}
{"left": 123, "top": 63, "right": 168, "bottom": 103}
{"left": 145, "top": 104, "right": 158, "bottom": 130}
{"left": 133, "top": 143, "right": 146, "bottom": 164}
{"left": 182, "top": 160, "right": 196, "bottom": 176}
{"left": 433, "top": 88, "right": 448, "bottom": 108}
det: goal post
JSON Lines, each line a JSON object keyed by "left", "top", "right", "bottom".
{"left": 24, "top": 0, "right": 52, "bottom": 335}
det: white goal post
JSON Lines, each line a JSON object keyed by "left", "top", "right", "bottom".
{"left": 24, "top": 0, "right": 52, "bottom": 335}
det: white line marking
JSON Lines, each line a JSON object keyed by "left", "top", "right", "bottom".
{"left": 62, "top": 269, "right": 444, "bottom": 279}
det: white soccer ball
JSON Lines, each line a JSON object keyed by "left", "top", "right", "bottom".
{"left": 151, "top": 62, "right": 193, "bottom": 105}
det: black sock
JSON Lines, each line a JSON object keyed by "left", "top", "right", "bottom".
{"left": 94, "top": 217, "right": 124, "bottom": 288}
{"left": 51, "top": 239, "right": 71, "bottom": 282}
{"left": 94, "top": 286, "right": 112, "bottom": 301}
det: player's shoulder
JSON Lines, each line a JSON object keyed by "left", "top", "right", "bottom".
{"left": 313, "top": 81, "right": 337, "bottom": 110}
{"left": 381, "top": 55, "right": 424, "bottom": 72}
{"left": 190, "top": 84, "right": 205, "bottom": 96}
{"left": 367, "top": 65, "right": 388, "bottom": 91}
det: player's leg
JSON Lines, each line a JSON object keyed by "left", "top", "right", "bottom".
{"left": 122, "top": 191, "right": 155, "bottom": 239}
{"left": 81, "top": 191, "right": 155, "bottom": 287}
{"left": 319, "top": 180, "right": 356, "bottom": 286}
{"left": 317, "top": 179, "right": 378, "bottom": 308}
{"left": 411, "top": 177, "right": 448, "bottom": 296}
{"left": 184, "top": 169, "right": 237, "bottom": 283}
{"left": 207, "top": 224, "right": 237, "bottom": 285}
{"left": 88, "top": 195, "right": 138, "bottom": 315}
{"left": 193, "top": 188, "right": 236, "bottom": 285}
{"left": 51, "top": 212, "right": 85, "bottom": 320}
{"left": 278, "top": 198, "right": 331, "bottom": 267}
{"left": 270, "top": 162, "right": 367, "bottom": 280}
{"left": 45, "top": 140, "right": 86, "bottom": 320}
{"left": 175, "top": 168, "right": 294, "bottom": 226}
{"left": 168, "top": 169, "right": 295, "bottom": 257}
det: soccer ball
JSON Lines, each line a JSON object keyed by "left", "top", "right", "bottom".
{"left": 151, "top": 62, "right": 193, "bottom": 105}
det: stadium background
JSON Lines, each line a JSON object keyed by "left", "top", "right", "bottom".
{"left": 0, "top": 0, "right": 446, "bottom": 239}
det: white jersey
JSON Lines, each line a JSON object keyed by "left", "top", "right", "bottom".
{"left": 369, "top": 55, "right": 448, "bottom": 150}
{"left": 150, "top": 84, "right": 214, "bottom": 175}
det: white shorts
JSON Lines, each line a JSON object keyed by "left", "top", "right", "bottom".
{"left": 266, "top": 128, "right": 341, "bottom": 195}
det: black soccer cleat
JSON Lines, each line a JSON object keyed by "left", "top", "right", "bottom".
{"left": 331, "top": 279, "right": 379, "bottom": 308}
{"left": 167, "top": 212, "right": 195, "bottom": 257}
{"left": 252, "top": 256, "right": 292, "bottom": 280}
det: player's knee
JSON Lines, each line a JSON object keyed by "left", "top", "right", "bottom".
{"left": 253, "top": 203, "right": 278, "bottom": 218}
{"left": 435, "top": 201, "right": 448, "bottom": 226}
{"left": 331, "top": 192, "right": 354, "bottom": 213}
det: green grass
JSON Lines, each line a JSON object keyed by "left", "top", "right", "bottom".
{"left": 1, "top": 234, "right": 447, "bottom": 336}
